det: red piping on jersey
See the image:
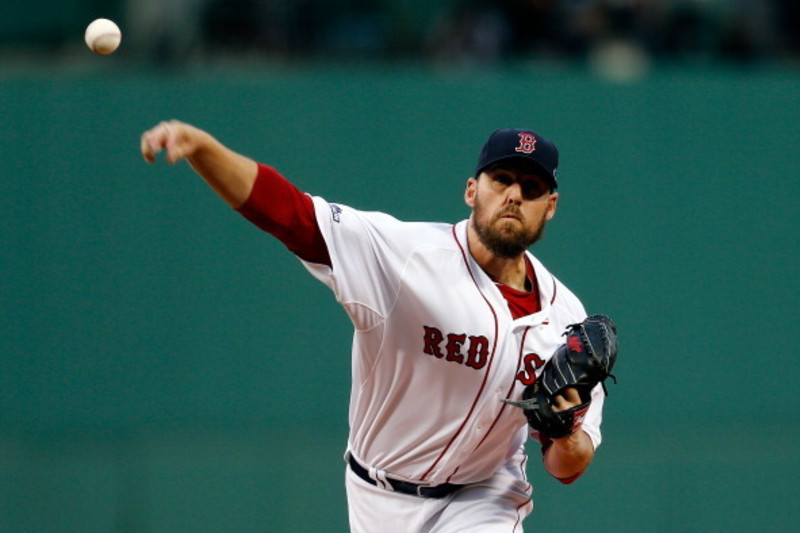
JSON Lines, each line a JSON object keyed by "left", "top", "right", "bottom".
{"left": 507, "top": 451, "right": 532, "bottom": 531}
{"left": 467, "top": 325, "right": 532, "bottom": 459}
{"left": 445, "top": 465, "right": 460, "bottom": 483}
{"left": 420, "top": 225, "right": 500, "bottom": 482}
{"left": 550, "top": 273, "right": 557, "bottom": 304}
{"left": 513, "top": 497, "right": 531, "bottom": 532}
{"left": 443, "top": 329, "right": 536, "bottom": 485}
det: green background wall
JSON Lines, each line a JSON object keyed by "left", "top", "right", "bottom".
{"left": 2, "top": 60, "right": 798, "bottom": 532}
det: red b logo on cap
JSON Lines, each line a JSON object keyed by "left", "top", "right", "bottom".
{"left": 515, "top": 133, "right": 537, "bottom": 154}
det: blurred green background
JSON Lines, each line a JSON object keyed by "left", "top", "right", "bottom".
{"left": 2, "top": 1, "right": 799, "bottom": 532}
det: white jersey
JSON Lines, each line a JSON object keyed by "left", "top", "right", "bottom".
{"left": 301, "top": 197, "right": 604, "bottom": 486}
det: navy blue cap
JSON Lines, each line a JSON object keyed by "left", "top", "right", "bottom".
{"left": 475, "top": 129, "right": 559, "bottom": 189}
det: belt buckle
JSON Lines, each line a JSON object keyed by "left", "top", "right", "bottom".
{"left": 415, "top": 483, "right": 434, "bottom": 497}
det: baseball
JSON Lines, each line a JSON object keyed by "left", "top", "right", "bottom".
{"left": 84, "top": 18, "right": 121, "bottom": 55}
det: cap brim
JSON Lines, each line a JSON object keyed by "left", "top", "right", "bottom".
{"left": 477, "top": 156, "right": 558, "bottom": 189}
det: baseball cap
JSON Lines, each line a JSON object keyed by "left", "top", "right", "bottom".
{"left": 475, "top": 129, "right": 559, "bottom": 189}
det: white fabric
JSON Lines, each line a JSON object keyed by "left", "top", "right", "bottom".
{"left": 300, "top": 197, "right": 604, "bottom": 530}
{"left": 345, "top": 456, "right": 533, "bottom": 533}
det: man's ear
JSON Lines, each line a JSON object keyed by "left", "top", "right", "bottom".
{"left": 464, "top": 177, "right": 477, "bottom": 207}
{"left": 545, "top": 192, "right": 559, "bottom": 221}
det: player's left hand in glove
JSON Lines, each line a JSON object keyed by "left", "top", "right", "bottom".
{"left": 504, "top": 314, "right": 618, "bottom": 439}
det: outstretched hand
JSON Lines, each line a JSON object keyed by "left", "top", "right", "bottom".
{"left": 140, "top": 120, "right": 205, "bottom": 165}
{"left": 138, "top": 119, "right": 258, "bottom": 208}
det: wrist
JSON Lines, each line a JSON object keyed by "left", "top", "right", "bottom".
{"left": 543, "top": 429, "right": 594, "bottom": 480}
{"left": 187, "top": 129, "right": 216, "bottom": 161}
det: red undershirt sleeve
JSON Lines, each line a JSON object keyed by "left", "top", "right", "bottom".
{"left": 236, "top": 164, "right": 331, "bottom": 266}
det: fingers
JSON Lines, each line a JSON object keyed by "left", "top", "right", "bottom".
{"left": 140, "top": 121, "right": 169, "bottom": 163}
{"left": 140, "top": 120, "right": 190, "bottom": 164}
{"left": 552, "top": 388, "right": 582, "bottom": 412}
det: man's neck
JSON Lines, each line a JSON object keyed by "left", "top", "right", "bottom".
{"left": 467, "top": 223, "right": 529, "bottom": 291}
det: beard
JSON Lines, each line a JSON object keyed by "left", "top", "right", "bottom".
{"left": 472, "top": 197, "right": 547, "bottom": 258}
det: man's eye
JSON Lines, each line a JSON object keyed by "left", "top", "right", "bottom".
{"left": 521, "top": 183, "right": 546, "bottom": 198}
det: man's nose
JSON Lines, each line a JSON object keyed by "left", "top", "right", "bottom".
{"left": 505, "top": 182, "right": 523, "bottom": 203}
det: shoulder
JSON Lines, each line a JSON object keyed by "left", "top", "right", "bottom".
{"left": 528, "top": 253, "right": 587, "bottom": 325}
{"left": 551, "top": 275, "right": 585, "bottom": 316}
{"left": 310, "top": 195, "right": 457, "bottom": 250}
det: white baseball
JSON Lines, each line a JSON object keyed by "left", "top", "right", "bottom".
{"left": 84, "top": 18, "right": 121, "bottom": 55}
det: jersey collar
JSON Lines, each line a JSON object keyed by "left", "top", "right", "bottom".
{"left": 454, "top": 220, "right": 554, "bottom": 327}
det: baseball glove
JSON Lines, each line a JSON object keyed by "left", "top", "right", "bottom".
{"left": 504, "top": 314, "right": 618, "bottom": 439}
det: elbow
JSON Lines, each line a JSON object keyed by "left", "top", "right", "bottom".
{"left": 555, "top": 470, "right": 585, "bottom": 485}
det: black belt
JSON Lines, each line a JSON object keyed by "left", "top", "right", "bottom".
{"left": 347, "top": 454, "right": 464, "bottom": 499}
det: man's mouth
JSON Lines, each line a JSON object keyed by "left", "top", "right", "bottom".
{"left": 498, "top": 210, "right": 522, "bottom": 222}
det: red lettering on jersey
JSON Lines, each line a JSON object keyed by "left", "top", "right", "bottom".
{"left": 515, "top": 133, "right": 537, "bottom": 154}
{"left": 465, "top": 335, "right": 489, "bottom": 370}
{"left": 423, "top": 326, "right": 444, "bottom": 358}
{"left": 445, "top": 333, "right": 466, "bottom": 364}
{"left": 423, "top": 327, "right": 489, "bottom": 371}
{"left": 516, "top": 352, "right": 545, "bottom": 385}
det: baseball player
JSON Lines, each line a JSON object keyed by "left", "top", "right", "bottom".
{"left": 140, "top": 122, "right": 611, "bottom": 532}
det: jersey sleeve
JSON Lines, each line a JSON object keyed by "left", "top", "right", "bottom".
{"left": 299, "top": 196, "right": 419, "bottom": 331}
{"left": 531, "top": 274, "right": 605, "bottom": 465}
{"left": 549, "top": 279, "right": 605, "bottom": 452}
{"left": 236, "top": 164, "right": 331, "bottom": 265}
